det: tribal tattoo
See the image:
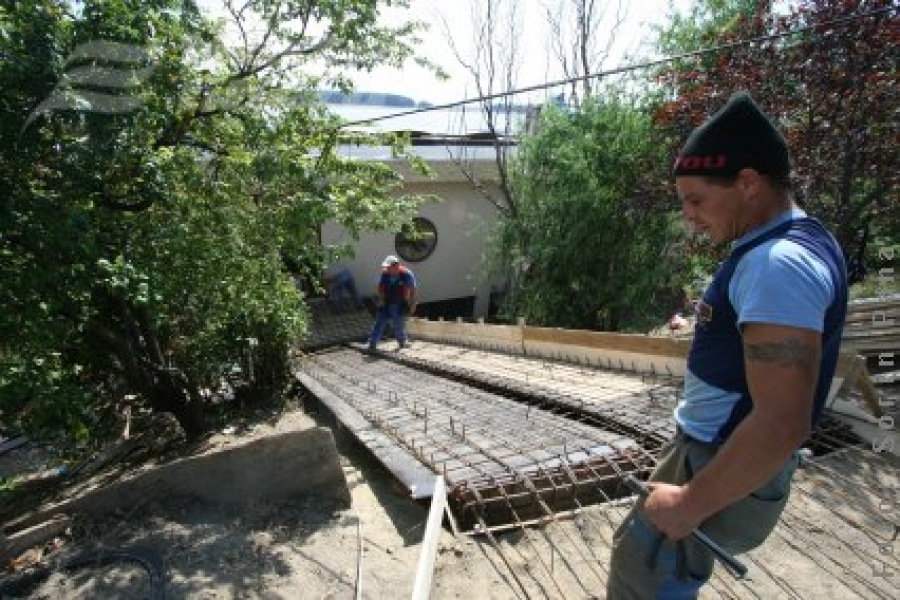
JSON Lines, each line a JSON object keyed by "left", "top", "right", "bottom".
{"left": 744, "top": 337, "right": 820, "bottom": 374}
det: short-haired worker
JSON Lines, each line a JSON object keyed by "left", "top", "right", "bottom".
{"left": 607, "top": 92, "right": 848, "bottom": 598}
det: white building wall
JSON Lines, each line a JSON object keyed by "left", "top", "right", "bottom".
{"left": 321, "top": 181, "right": 503, "bottom": 317}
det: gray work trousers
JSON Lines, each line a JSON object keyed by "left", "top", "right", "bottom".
{"left": 606, "top": 432, "right": 798, "bottom": 599}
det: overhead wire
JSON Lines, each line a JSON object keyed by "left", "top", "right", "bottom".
{"left": 337, "top": 5, "right": 898, "bottom": 129}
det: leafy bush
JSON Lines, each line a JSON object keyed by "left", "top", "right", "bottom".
{"left": 493, "top": 97, "right": 690, "bottom": 332}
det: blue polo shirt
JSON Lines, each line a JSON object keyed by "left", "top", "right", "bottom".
{"left": 378, "top": 267, "right": 417, "bottom": 306}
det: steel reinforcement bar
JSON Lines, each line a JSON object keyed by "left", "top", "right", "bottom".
{"left": 299, "top": 349, "right": 657, "bottom": 532}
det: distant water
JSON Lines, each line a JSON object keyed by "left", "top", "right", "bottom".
{"left": 328, "top": 104, "right": 526, "bottom": 135}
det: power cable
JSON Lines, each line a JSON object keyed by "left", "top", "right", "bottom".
{"left": 338, "top": 5, "right": 897, "bottom": 128}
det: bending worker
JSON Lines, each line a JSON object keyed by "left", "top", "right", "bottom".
{"left": 367, "top": 254, "right": 417, "bottom": 351}
{"left": 326, "top": 266, "right": 362, "bottom": 313}
{"left": 607, "top": 91, "right": 848, "bottom": 598}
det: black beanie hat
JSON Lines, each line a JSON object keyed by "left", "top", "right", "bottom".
{"left": 673, "top": 91, "right": 791, "bottom": 178}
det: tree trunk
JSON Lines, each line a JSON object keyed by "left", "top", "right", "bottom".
{"left": 143, "top": 371, "right": 206, "bottom": 443}
{"left": 90, "top": 310, "right": 207, "bottom": 443}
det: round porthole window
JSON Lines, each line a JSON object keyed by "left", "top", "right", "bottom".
{"left": 395, "top": 217, "right": 438, "bottom": 263}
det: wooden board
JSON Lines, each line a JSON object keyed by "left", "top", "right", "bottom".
{"left": 524, "top": 326, "right": 690, "bottom": 358}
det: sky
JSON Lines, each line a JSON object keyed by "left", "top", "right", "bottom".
{"left": 350, "top": 0, "right": 689, "bottom": 106}
{"left": 194, "top": 0, "right": 691, "bottom": 107}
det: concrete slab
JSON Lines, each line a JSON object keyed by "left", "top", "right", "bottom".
{"left": 6, "top": 427, "right": 350, "bottom": 533}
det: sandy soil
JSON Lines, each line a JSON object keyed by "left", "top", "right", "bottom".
{"left": 2, "top": 407, "right": 438, "bottom": 600}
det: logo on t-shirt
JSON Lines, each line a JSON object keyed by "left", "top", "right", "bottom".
{"left": 695, "top": 300, "right": 713, "bottom": 325}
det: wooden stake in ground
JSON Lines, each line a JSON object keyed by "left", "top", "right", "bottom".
{"left": 412, "top": 476, "right": 447, "bottom": 600}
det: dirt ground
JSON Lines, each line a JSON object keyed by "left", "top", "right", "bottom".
{"left": 2, "top": 390, "right": 899, "bottom": 599}
{"left": 1, "top": 405, "right": 460, "bottom": 599}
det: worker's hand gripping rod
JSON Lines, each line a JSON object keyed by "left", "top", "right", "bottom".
{"left": 608, "top": 460, "right": 749, "bottom": 579}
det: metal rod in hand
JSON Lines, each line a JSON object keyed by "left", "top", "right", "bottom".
{"left": 622, "top": 472, "right": 748, "bottom": 579}
{"left": 606, "top": 458, "right": 749, "bottom": 579}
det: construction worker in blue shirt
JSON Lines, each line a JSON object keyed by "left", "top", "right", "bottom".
{"left": 606, "top": 92, "right": 848, "bottom": 599}
{"left": 367, "top": 255, "right": 417, "bottom": 351}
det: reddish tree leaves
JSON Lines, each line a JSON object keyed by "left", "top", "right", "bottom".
{"left": 654, "top": 0, "right": 898, "bottom": 274}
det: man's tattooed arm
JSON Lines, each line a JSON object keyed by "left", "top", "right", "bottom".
{"left": 744, "top": 337, "right": 821, "bottom": 374}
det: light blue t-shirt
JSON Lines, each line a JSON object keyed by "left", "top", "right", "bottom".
{"left": 675, "top": 207, "right": 836, "bottom": 442}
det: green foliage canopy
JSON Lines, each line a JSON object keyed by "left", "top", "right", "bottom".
{"left": 0, "top": 0, "right": 430, "bottom": 442}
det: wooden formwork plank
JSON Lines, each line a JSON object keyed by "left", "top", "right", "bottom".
{"left": 829, "top": 354, "right": 885, "bottom": 419}
{"left": 842, "top": 298, "right": 900, "bottom": 357}
{"left": 524, "top": 342, "right": 688, "bottom": 377}
{"left": 844, "top": 311, "right": 899, "bottom": 325}
{"left": 854, "top": 369, "right": 886, "bottom": 419}
{"left": 523, "top": 327, "right": 691, "bottom": 358}
{"left": 408, "top": 318, "right": 523, "bottom": 349}
{"left": 1, "top": 514, "right": 71, "bottom": 563}
{"left": 835, "top": 352, "right": 859, "bottom": 377}
{"left": 846, "top": 297, "right": 900, "bottom": 313}
{"left": 841, "top": 338, "right": 900, "bottom": 354}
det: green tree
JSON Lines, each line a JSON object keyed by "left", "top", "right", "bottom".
{"left": 494, "top": 98, "right": 687, "bottom": 332}
{"left": 1, "top": 0, "right": 431, "bottom": 442}
{"left": 655, "top": 0, "right": 765, "bottom": 60}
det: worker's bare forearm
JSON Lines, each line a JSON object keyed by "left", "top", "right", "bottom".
{"left": 681, "top": 412, "right": 805, "bottom": 521}
{"left": 682, "top": 325, "right": 819, "bottom": 522}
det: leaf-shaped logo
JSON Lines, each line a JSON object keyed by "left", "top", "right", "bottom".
{"left": 21, "top": 40, "right": 154, "bottom": 135}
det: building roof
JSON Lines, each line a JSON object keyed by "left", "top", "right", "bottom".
{"left": 326, "top": 103, "right": 522, "bottom": 183}
{"left": 337, "top": 139, "right": 510, "bottom": 183}
{"left": 329, "top": 103, "right": 527, "bottom": 137}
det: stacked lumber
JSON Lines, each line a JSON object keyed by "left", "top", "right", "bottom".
{"left": 841, "top": 295, "right": 900, "bottom": 358}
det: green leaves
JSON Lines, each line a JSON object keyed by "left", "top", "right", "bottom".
{"left": 0, "top": 352, "right": 94, "bottom": 446}
{"left": 1, "top": 0, "right": 430, "bottom": 442}
{"left": 495, "top": 98, "right": 689, "bottom": 332}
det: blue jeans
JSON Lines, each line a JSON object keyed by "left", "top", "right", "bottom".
{"left": 368, "top": 304, "right": 406, "bottom": 348}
